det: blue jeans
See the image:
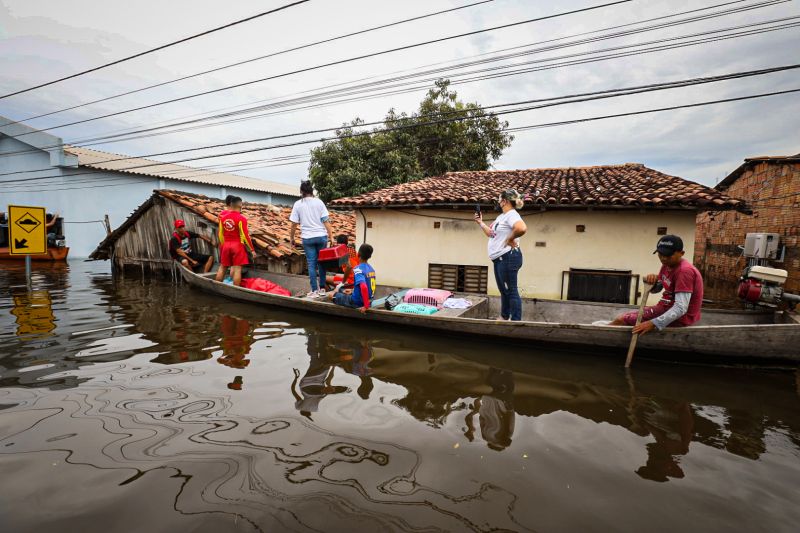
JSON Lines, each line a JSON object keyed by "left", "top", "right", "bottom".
{"left": 302, "top": 236, "right": 328, "bottom": 291}
{"left": 493, "top": 249, "right": 523, "bottom": 321}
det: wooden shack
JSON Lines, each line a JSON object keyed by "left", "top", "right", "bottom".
{"left": 90, "top": 190, "right": 355, "bottom": 276}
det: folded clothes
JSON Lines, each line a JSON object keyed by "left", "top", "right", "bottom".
{"left": 443, "top": 298, "right": 472, "bottom": 309}
{"left": 393, "top": 303, "right": 439, "bottom": 315}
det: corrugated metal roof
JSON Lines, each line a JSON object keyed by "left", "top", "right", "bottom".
{"left": 64, "top": 145, "right": 299, "bottom": 197}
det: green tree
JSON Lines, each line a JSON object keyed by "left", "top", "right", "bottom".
{"left": 309, "top": 80, "right": 513, "bottom": 201}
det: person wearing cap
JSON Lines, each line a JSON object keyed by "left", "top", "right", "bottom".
{"left": 474, "top": 189, "right": 528, "bottom": 321}
{"left": 610, "top": 235, "right": 704, "bottom": 333}
{"left": 168, "top": 219, "right": 213, "bottom": 273}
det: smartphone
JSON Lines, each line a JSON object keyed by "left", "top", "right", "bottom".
{"left": 474, "top": 204, "right": 481, "bottom": 216}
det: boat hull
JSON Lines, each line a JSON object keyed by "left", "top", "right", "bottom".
{"left": 179, "top": 267, "right": 800, "bottom": 363}
{"left": 0, "top": 246, "right": 69, "bottom": 262}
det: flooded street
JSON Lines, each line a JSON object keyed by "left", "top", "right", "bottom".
{"left": 1, "top": 261, "right": 799, "bottom": 532}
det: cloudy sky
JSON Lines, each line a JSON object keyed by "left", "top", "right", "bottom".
{"left": 1, "top": 0, "right": 798, "bottom": 189}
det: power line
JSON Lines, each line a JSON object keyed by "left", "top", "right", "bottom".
{"left": 4, "top": 0, "right": 495, "bottom": 125}
{"left": 3, "top": 8, "right": 794, "bottom": 162}
{"left": 6, "top": 0, "right": 633, "bottom": 137}
{"left": 0, "top": 1, "right": 311, "bottom": 100}
{"left": 54, "top": 0, "right": 774, "bottom": 149}
{"left": 4, "top": 86, "right": 798, "bottom": 193}
{"left": 3, "top": 60, "right": 797, "bottom": 183}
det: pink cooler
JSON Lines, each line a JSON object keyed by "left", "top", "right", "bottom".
{"left": 403, "top": 288, "right": 452, "bottom": 308}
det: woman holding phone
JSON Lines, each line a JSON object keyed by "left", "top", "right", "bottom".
{"left": 474, "top": 189, "right": 527, "bottom": 321}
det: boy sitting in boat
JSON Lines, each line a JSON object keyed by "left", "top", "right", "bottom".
{"left": 328, "top": 244, "right": 376, "bottom": 314}
{"left": 325, "top": 234, "right": 359, "bottom": 290}
{"left": 610, "top": 235, "right": 704, "bottom": 334}
{"left": 169, "top": 219, "right": 214, "bottom": 273}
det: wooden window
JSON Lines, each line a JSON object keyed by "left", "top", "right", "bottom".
{"left": 367, "top": 221, "right": 373, "bottom": 228}
{"left": 535, "top": 241, "right": 546, "bottom": 247}
{"left": 657, "top": 226, "right": 667, "bottom": 235}
{"left": 428, "top": 263, "right": 488, "bottom": 294}
{"left": 433, "top": 221, "right": 441, "bottom": 229}
{"left": 576, "top": 225, "right": 585, "bottom": 233}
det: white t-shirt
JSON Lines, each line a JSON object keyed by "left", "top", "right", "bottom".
{"left": 289, "top": 197, "right": 330, "bottom": 239}
{"left": 487, "top": 209, "right": 523, "bottom": 260}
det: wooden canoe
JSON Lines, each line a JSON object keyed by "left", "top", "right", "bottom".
{"left": 0, "top": 246, "right": 69, "bottom": 261}
{"left": 179, "top": 266, "right": 800, "bottom": 363}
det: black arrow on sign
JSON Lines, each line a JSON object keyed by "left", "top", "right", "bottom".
{"left": 14, "top": 238, "right": 29, "bottom": 249}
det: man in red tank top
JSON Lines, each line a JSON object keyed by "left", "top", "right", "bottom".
{"left": 215, "top": 195, "right": 255, "bottom": 286}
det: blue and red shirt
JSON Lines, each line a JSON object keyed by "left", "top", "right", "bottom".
{"left": 351, "top": 263, "right": 376, "bottom": 308}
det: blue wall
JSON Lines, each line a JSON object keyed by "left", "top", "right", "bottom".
{"left": 1, "top": 136, "right": 298, "bottom": 258}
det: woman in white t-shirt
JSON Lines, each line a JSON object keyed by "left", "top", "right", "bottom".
{"left": 474, "top": 189, "right": 527, "bottom": 321}
{"left": 289, "top": 181, "right": 334, "bottom": 296}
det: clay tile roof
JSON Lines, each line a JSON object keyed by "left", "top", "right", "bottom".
{"left": 330, "top": 164, "right": 747, "bottom": 211}
{"left": 90, "top": 190, "right": 354, "bottom": 260}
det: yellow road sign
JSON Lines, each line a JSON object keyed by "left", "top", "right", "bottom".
{"left": 8, "top": 204, "right": 47, "bottom": 255}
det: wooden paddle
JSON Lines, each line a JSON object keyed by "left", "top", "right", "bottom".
{"left": 625, "top": 282, "right": 653, "bottom": 368}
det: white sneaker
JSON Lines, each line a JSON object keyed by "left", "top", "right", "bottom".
{"left": 305, "top": 290, "right": 319, "bottom": 298}
{"left": 317, "top": 289, "right": 327, "bottom": 297}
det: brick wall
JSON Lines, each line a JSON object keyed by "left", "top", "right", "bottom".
{"left": 695, "top": 161, "right": 800, "bottom": 305}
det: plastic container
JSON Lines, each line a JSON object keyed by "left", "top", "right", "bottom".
{"left": 317, "top": 244, "right": 349, "bottom": 271}
{"left": 403, "top": 288, "right": 453, "bottom": 308}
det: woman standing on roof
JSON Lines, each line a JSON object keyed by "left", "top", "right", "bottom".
{"left": 474, "top": 189, "right": 528, "bottom": 321}
{"left": 289, "top": 180, "right": 334, "bottom": 297}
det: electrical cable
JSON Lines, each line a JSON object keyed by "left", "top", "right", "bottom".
{"left": 3, "top": 0, "right": 495, "bottom": 125}
{"left": 0, "top": 0, "right": 785, "bottom": 156}
{"left": 2, "top": 3, "right": 791, "bottom": 158}
{"left": 53, "top": 0, "right": 775, "bottom": 148}
{"left": 4, "top": 86, "right": 797, "bottom": 193}
{"left": 0, "top": 1, "right": 311, "bottom": 100}
{"left": 2, "top": 60, "right": 797, "bottom": 183}
{"left": 5, "top": 0, "right": 633, "bottom": 137}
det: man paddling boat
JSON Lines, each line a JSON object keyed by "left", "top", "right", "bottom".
{"left": 610, "top": 235, "right": 704, "bottom": 334}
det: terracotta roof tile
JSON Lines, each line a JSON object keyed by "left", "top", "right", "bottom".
{"left": 155, "top": 190, "right": 354, "bottom": 259}
{"left": 331, "top": 165, "right": 746, "bottom": 211}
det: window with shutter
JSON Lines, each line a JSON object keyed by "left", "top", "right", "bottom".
{"left": 428, "top": 263, "right": 488, "bottom": 294}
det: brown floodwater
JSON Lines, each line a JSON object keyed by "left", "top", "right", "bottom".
{"left": 1, "top": 261, "right": 799, "bottom": 532}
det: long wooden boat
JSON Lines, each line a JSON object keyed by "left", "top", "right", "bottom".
{"left": 0, "top": 246, "right": 69, "bottom": 261}
{"left": 179, "top": 266, "right": 800, "bottom": 363}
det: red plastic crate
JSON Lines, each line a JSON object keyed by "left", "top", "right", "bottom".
{"left": 318, "top": 244, "right": 349, "bottom": 271}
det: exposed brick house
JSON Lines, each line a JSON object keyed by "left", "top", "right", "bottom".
{"left": 332, "top": 164, "right": 744, "bottom": 303}
{"left": 695, "top": 154, "right": 800, "bottom": 303}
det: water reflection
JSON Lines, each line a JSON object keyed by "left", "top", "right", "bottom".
{"left": 292, "top": 332, "right": 351, "bottom": 420}
{"left": 464, "top": 368, "right": 515, "bottom": 451}
{"left": 1, "top": 261, "right": 800, "bottom": 531}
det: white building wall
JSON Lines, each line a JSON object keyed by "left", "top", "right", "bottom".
{"left": 1, "top": 136, "right": 298, "bottom": 257}
{"left": 355, "top": 208, "right": 697, "bottom": 300}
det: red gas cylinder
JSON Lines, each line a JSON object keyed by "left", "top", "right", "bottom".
{"left": 738, "top": 279, "right": 763, "bottom": 304}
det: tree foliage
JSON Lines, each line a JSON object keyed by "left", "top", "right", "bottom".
{"left": 309, "top": 80, "right": 513, "bottom": 201}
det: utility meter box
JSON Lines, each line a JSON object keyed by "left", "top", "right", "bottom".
{"left": 744, "top": 233, "right": 780, "bottom": 259}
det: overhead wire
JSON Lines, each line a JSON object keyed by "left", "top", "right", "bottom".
{"left": 1, "top": 3, "right": 794, "bottom": 160}
{"left": 3, "top": 84, "right": 798, "bottom": 192}
{"left": 2, "top": 59, "right": 798, "bottom": 183}
{"left": 0, "top": 1, "right": 311, "bottom": 100}
{"left": 2, "top": 0, "right": 496, "bottom": 125}
{"left": 4, "top": 0, "right": 634, "bottom": 137}
{"left": 51, "top": 0, "right": 776, "bottom": 148}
